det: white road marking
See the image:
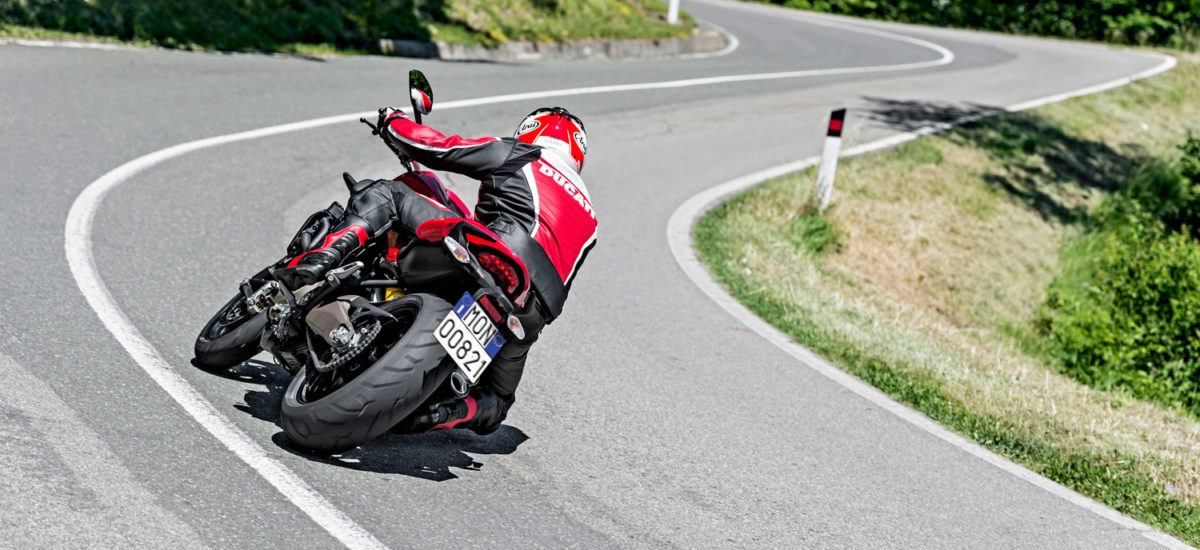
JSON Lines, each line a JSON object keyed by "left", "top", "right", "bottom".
{"left": 0, "top": 353, "right": 208, "bottom": 548}
{"left": 64, "top": 138, "right": 390, "bottom": 550}
{"left": 665, "top": 52, "right": 1187, "bottom": 550}
{"left": 673, "top": 17, "right": 740, "bottom": 60}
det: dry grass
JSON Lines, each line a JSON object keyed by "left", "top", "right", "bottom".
{"left": 698, "top": 52, "right": 1200, "bottom": 536}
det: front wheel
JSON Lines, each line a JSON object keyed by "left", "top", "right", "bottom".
{"left": 194, "top": 292, "right": 268, "bottom": 370}
{"left": 280, "top": 293, "right": 454, "bottom": 452}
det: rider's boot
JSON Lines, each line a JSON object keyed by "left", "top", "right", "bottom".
{"left": 406, "top": 388, "right": 513, "bottom": 435}
{"left": 274, "top": 218, "right": 370, "bottom": 288}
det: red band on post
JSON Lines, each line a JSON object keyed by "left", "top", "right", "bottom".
{"left": 827, "top": 108, "right": 847, "bottom": 137}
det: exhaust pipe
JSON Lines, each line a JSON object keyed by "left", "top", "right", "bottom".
{"left": 449, "top": 370, "right": 470, "bottom": 398}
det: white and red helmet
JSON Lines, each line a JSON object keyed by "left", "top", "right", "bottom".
{"left": 514, "top": 107, "right": 587, "bottom": 172}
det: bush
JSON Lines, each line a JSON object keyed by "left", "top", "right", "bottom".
{"left": 1105, "top": 136, "right": 1200, "bottom": 233}
{"left": 1042, "top": 219, "right": 1200, "bottom": 413}
{"left": 0, "top": 0, "right": 439, "bottom": 50}
{"left": 761, "top": 0, "right": 1200, "bottom": 49}
{"left": 1040, "top": 136, "right": 1200, "bottom": 414}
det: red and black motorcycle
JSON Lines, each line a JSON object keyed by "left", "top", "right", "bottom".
{"left": 193, "top": 71, "right": 530, "bottom": 452}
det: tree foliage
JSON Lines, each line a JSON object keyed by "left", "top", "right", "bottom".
{"left": 1, "top": 0, "right": 443, "bottom": 49}
{"left": 768, "top": 0, "right": 1200, "bottom": 48}
{"left": 0, "top": 0, "right": 685, "bottom": 51}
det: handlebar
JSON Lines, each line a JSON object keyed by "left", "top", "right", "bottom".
{"left": 360, "top": 114, "right": 415, "bottom": 172}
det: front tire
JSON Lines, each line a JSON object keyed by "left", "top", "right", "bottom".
{"left": 280, "top": 293, "right": 454, "bottom": 452}
{"left": 194, "top": 292, "right": 268, "bottom": 370}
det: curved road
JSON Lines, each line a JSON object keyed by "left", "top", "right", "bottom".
{"left": 0, "top": 1, "right": 1181, "bottom": 547}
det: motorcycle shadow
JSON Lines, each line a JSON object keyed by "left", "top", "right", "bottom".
{"left": 272, "top": 427, "right": 530, "bottom": 482}
{"left": 210, "top": 358, "right": 530, "bottom": 481}
{"left": 205, "top": 358, "right": 289, "bottom": 424}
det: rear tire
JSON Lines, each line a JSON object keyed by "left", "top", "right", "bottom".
{"left": 194, "top": 293, "right": 268, "bottom": 371}
{"left": 280, "top": 293, "right": 454, "bottom": 452}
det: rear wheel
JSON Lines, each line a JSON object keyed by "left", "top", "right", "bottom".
{"left": 193, "top": 292, "right": 268, "bottom": 370}
{"left": 280, "top": 293, "right": 454, "bottom": 452}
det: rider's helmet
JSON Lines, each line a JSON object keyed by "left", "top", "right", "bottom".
{"left": 514, "top": 107, "right": 587, "bottom": 172}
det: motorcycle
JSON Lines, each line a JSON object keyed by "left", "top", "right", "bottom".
{"left": 193, "top": 70, "right": 532, "bottom": 452}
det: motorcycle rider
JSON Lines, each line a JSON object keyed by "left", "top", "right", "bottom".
{"left": 274, "top": 106, "right": 596, "bottom": 435}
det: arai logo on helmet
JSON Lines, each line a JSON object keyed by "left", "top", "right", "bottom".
{"left": 573, "top": 132, "right": 587, "bottom": 154}
{"left": 517, "top": 119, "right": 540, "bottom": 135}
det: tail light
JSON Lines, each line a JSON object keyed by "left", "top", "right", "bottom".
{"left": 478, "top": 252, "right": 519, "bottom": 294}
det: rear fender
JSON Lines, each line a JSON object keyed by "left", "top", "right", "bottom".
{"left": 411, "top": 219, "right": 532, "bottom": 306}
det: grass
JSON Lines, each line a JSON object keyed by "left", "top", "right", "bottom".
{"left": 432, "top": 0, "right": 695, "bottom": 46}
{"left": 0, "top": 23, "right": 373, "bottom": 56}
{"left": 1, "top": 0, "right": 696, "bottom": 54}
{"left": 0, "top": 23, "right": 156, "bottom": 47}
{"left": 695, "top": 52, "right": 1200, "bottom": 544}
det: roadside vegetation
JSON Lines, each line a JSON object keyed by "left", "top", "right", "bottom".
{"left": 696, "top": 54, "right": 1200, "bottom": 543}
{"left": 1041, "top": 136, "right": 1200, "bottom": 417}
{"left": 0, "top": 0, "right": 694, "bottom": 53}
{"left": 758, "top": 0, "right": 1200, "bottom": 50}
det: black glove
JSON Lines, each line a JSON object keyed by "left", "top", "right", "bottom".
{"left": 374, "top": 107, "right": 408, "bottom": 136}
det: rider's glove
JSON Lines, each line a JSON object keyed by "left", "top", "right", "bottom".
{"left": 374, "top": 107, "right": 408, "bottom": 136}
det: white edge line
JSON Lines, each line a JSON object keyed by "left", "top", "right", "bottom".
{"left": 673, "top": 17, "right": 740, "bottom": 60}
{"left": 64, "top": 118, "right": 389, "bottom": 550}
{"left": 705, "top": 19, "right": 741, "bottom": 57}
{"left": 63, "top": 11, "right": 957, "bottom": 550}
{"left": 666, "top": 52, "right": 1188, "bottom": 550}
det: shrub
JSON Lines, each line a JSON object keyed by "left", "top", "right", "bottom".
{"left": 1040, "top": 136, "right": 1200, "bottom": 415}
{"left": 1107, "top": 135, "right": 1200, "bottom": 232}
{"left": 759, "top": 0, "right": 1200, "bottom": 50}
{"left": 1042, "top": 218, "right": 1200, "bottom": 413}
{"left": 0, "top": 0, "right": 438, "bottom": 50}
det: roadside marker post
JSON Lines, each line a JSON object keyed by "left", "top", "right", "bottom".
{"left": 668, "top": 0, "right": 680, "bottom": 24}
{"left": 813, "top": 108, "right": 846, "bottom": 212}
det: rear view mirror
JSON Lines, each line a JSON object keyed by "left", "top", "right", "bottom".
{"left": 409, "top": 70, "right": 433, "bottom": 116}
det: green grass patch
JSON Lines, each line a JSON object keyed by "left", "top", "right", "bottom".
{"left": 693, "top": 241, "right": 1200, "bottom": 539}
{"left": 0, "top": 0, "right": 696, "bottom": 53}
{"left": 789, "top": 209, "right": 843, "bottom": 255}
{"left": 437, "top": 0, "right": 694, "bottom": 45}
{"left": 695, "top": 53, "right": 1200, "bottom": 544}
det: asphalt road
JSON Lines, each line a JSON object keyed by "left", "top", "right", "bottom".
{"left": 0, "top": 0, "right": 1181, "bottom": 547}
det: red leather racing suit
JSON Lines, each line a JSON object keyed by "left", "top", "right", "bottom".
{"left": 373, "top": 115, "right": 599, "bottom": 428}
{"left": 384, "top": 116, "right": 598, "bottom": 322}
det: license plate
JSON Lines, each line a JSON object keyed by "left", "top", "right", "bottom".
{"left": 434, "top": 293, "right": 507, "bottom": 384}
